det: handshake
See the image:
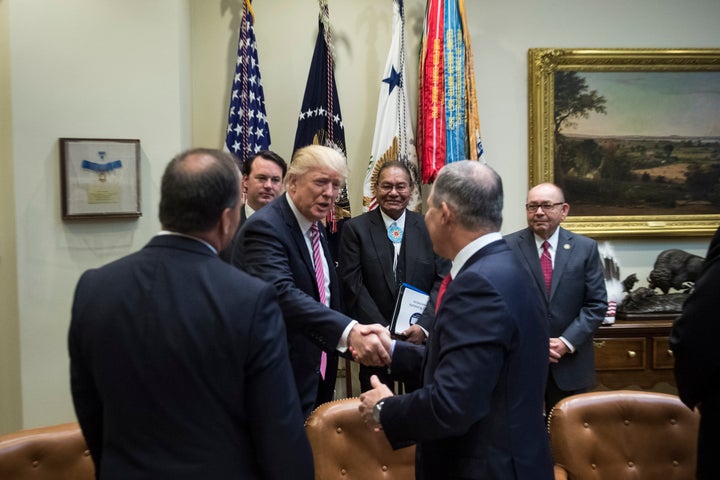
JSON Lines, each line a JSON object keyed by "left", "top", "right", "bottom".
{"left": 347, "top": 324, "right": 393, "bottom": 367}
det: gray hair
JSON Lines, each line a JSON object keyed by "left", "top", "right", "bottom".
{"left": 432, "top": 160, "right": 503, "bottom": 231}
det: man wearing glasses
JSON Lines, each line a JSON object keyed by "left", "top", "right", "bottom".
{"left": 339, "top": 161, "right": 449, "bottom": 392}
{"left": 505, "top": 183, "right": 607, "bottom": 417}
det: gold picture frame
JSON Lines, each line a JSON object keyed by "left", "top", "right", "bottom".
{"left": 60, "top": 138, "right": 141, "bottom": 220}
{"left": 528, "top": 48, "right": 720, "bottom": 237}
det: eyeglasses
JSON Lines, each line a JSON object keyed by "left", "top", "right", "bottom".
{"left": 378, "top": 183, "right": 410, "bottom": 193}
{"left": 525, "top": 202, "right": 564, "bottom": 213}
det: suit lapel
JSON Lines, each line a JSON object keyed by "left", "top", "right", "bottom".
{"left": 516, "top": 229, "right": 547, "bottom": 297}
{"left": 279, "top": 195, "right": 316, "bottom": 280}
{"left": 402, "top": 212, "right": 419, "bottom": 283}
{"left": 550, "top": 228, "right": 573, "bottom": 299}
{"left": 369, "top": 209, "right": 397, "bottom": 293}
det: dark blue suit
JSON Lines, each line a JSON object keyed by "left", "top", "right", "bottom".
{"left": 505, "top": 227, "right": 606, "bottom": 396}
{"left": 69, "top": 235, "right": 313, "bottom": 480}
{"left": 232, "top": 194, "right": 353, "bottom": 417}
{"left": 671, "top": 226, "right": 720, "bottom": 479}
{"left": 339, "top": 208, "right": 448, "bottom": 330}
{"left": 382, "top": 239, "right": 553, "bottom": 480}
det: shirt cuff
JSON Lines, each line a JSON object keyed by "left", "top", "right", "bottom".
{"left": 559, "top": 336, "right": 575, "bottom": 353}
{"left": 338, "top": 319, "right": 358, "bottom": 352}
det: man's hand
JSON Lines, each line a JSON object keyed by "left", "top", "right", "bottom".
{"left": 549, "top": 337, "right": 569, "bottom": 364}
{"left": 358, "top": 375, "right": 394, "bottom": 431}
{"left": 401, "top": 324, "right": 427, "bottom": 345}
{"left": 348, "top": 324, "right": 392, "bottom": 366}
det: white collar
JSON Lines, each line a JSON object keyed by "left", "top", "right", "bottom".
{"left": 450, "top": 232, "right": 503, "bottom": 278}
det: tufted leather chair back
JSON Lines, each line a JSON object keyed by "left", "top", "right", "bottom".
{"left": 548, "top": 390, "right": 699, "bottom": 480}
{"left": 305, "top": 398, "right": 415, "bottom": 480}
{"left": 0, "top": 422, "right": 94, "bottom": 480}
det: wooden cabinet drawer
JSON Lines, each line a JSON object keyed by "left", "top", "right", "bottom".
{"left": 652, "top": 336, "right": 675, "bottom": 369}
{"left": 594, "top": 337, "right": 646, "bottom": 371}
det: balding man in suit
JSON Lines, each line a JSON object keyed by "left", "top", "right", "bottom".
{"left": 69, "top": 148, "right": 313, "bottom": 479}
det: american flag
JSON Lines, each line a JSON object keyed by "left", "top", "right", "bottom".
{"left": 225, "top": 0, "right": 271, "bottom": 161}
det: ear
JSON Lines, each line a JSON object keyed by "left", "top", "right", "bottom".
{"left": 440, "top": 201, "right": 453, "bottom": 224}
{"left": 241, "top": 174, "right": 249, "bottom": 194}
{"left": 219, "top": 207, "right": 235, "bottom": 238}
{"left": 560, "top": 202, "right": 570, "bottom": 220}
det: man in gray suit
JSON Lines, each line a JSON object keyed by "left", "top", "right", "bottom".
{"left": 505, "top": 183, "right": 607, "bottom": 416}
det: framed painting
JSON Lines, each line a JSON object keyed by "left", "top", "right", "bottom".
{"left": 528, "top": 48, "right": 720, "bottom": 237}
{"left": 60, "top": 138, "right": 141, "bottom": 220}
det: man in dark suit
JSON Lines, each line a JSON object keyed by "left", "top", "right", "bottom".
{"left": 359, "top": 161, "right": 553, "bottom": 480}
{"left": 339, "top": 161, "right": 449, "bottom": 392}
{"left": 504, "top": 183, "right": 607, "bottom": 416}
{"left": 68, "top": 148, "right": 313, "bottom": 480}
{"left": 671, "top": 225, "right": 720, "bottom": 480}
{"left": 219, "top": 150, "right": 287, "bottom": 261}
{"left": 232, "top": 144, "right": 391, "bottom": 418}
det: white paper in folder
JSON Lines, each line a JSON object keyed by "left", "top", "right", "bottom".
{"left": 390, "top": 283, "right": 430, "bottom": 335}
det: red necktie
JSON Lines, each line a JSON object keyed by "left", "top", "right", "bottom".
{"left": 310, "top": 223, "right": 328, "bottom": 379}
{"left": 435, "top": 274, "right": 452, "bottom": 314}
{"left": 541, "top": 241, "right": 553, "bottom": 295}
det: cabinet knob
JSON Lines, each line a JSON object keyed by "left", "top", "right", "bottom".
{"left": 593, "top": 340, "right": 606, "bottom": 349}
{"left": 627, "top": 350, "right": 637, "bottom": 358}
{"left": 667, "top": 349, "right": 674, "bottom": 357}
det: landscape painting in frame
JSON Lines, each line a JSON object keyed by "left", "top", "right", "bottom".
{"left": 528, "top": 49, "right": 720, "bottom": 237}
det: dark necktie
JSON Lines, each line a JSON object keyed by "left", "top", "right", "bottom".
{"left": 435, "top": 274, "right": 453, "bottom": 314}
{"left": 541, "top": 241, "right": 553, "bottom": 295}
{"left": 309, "top": 222, "right": 327, "bottom": 379}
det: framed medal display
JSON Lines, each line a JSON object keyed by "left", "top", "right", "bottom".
{"left": 59, "top": 138, "right": 141, "bottom": 220}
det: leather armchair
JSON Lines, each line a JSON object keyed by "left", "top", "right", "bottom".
{"left": 548, "top": 390, "right": 699, "bottom": 480}
{"left": 305, "top": 398, "right": 415, "bottom": 480}
{"left": 0, "top": 422, "right": 94, "bottom": 480}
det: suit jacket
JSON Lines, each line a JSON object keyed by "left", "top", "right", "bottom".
{"left": 338, "top": 208, "right": 449, "bottom": 330}
{"left": 670, "top": 226, "right": 720, "bottom": 479}
{"left": 505, "top": 227, "right": 607, "bottom": 391}
{"left": 232, "top": 193, "right": 352, "bottom": 417}
{"left": 69, "top": 235, "right": 313, "bottom": 480}
{"left": 382, "top": 239, "right": 553, "bottom": 480}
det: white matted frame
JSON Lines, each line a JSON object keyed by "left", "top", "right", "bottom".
{"left": 59, "top": 138, "right": 141, "bottom": 220}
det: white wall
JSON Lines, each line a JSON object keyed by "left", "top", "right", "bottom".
{"left": 3, "top": 0, "right": 719, "bottom": 430}
{"left": 7, "top": 0, "right": 191, "bottom": 429}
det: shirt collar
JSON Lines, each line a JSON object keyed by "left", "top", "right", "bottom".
{"left": 158, "top": 230, "right": 218, "bottom": 255}
{"left": 244, "top": 203, "right": 256, "bottom": 219}
{"left": 534, "top": 228, "right": 560, "bottom": 252}
{"left": 450, "top": 231, "right": 503, "bottom": 278}
{"left": 379, "top": 208, "right": 406, "bottom": 231}
{"left": 285, "top": 194, "right": 315, "bottom": 235}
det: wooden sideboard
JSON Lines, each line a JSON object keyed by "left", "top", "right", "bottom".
{"left": 593, "top": 314, "right": 679, "bottom": 392}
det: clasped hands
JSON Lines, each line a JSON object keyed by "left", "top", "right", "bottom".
{"left": 347, "top": 324, "right": 392, "bottom": 367}
{"left": 549, "top": 337, "right": 569, "bottom": 363}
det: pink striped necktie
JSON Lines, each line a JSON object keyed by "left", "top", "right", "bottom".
{"left": 310, "top": 222, "right": 328, "bottom": 379}
{"left": 541, "top": 241, "right": 553, "bottom": 295}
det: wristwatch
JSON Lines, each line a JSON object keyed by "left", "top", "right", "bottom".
{"left": 372, "top": 400, "right": 385, "bottom": 424}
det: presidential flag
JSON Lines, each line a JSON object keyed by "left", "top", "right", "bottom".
{"left": 293, "top": 0, "right": 350, "bottom": 242}
{"left": 225, "top": 0, "right": 271, "bottom": 163}
{"left": 418, "top": 0, "right": 484, "bottom": 183}
{"left": 362, "top": 0, "right": 422, "bottom": 213}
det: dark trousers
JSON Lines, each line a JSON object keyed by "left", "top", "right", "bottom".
{"left": 545, "top": 372, "right": 587, "bottom": 418}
